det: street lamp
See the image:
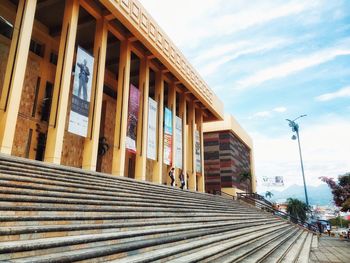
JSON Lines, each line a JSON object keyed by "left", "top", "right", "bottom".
{"left": 286, "top": 115, "right": 309, "bottom": 207}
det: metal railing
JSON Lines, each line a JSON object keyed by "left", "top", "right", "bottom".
{"left": 237, "top": 192, "right": 318, "bottom": 233}
{"left": 212, "top": 190, "right": 235, "bottom": 200}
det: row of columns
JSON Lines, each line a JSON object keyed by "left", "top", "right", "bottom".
{"left": 0, "top": 0, "right": 205, "bottom": 192}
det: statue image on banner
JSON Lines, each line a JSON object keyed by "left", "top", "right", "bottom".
{"left": 68, "top": 46, "right": 94, "bottom": 137}
{"left": 77, "top": 59, "right": 90, "bottom": 101}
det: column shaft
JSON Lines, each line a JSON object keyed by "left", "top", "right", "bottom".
{"left": 197, "top": 110, "right": 205, "bottom": 192}
{"left": 187, "top": 100, "right": 196, "bottom": 191}
{"left": 179, "top": 93, "right": 187, "bottom": 188}
{"left": 0, "top": 0, "right": 37, "bottom": 154}
{"left": 82, "top": 19, "right": 108, "bottom": 170}
{"left": 44, "top": 0, "right": 79, "bottom": 164}
{"left": 135, "top": 58, "right": 149, "bottom": 180}
{"left": 111, "top": 40, "right": 131, "bottom": 176}
{"left": 152, "top": 72, "right": 164, "bottom": 184}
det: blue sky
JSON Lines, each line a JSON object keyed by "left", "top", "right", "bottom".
{"left": 141, "top": 0, "right": 350, "bottom": 192}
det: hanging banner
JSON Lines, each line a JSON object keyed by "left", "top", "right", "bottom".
{"left": 175, "top": 116, "right": 182, "bottom": 169}
{"left": 147, "top": 97, "right": 157, "bottom": 160}
{"left": 163, "top": 107, "right": 172, "bottom": 165}
{"left": 262, "top": 176, "right": 284, "bottom": 187}
{"left": 195, "top": 130, "right": 201, "bottom": 173}
{"left": 68, "top": 46, "right": 94, "bottom": 137}
{"left": 125, "top": 84, "right": 140, "bottom": 153}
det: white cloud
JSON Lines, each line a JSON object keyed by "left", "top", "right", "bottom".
{"left": 250, "top": 107, "right": 287, "bottom": 119}
{"left": 315, "top": 86, "right": 350, "bottom": 101}
{"left": 238, "top": 46, "right": 350, "bottom": 88}
{"left": 273, "top": 107, "right": 287, "bottom": 113}
{"left": 140, "top": 0, "right": 320, "bottom": 49}
{"left": 253, "top": 111, "right": 271, "bottom": 118}
{"left": 253, "top": 118, "right": 350, "bottom": 192}
{"left": 195, "top": 38, "right": 290, "bottom": 76}
{"left": 214, "top": 1, "right": 320, "bottom": 36}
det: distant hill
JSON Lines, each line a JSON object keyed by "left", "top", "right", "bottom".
{"left": 260, "top": 184, "right": 333, "bottom": 206}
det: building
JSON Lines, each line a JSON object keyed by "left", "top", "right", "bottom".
{"left": 0, "top": 0, "right": 224, "bottom": 192}
{"left": 203, "top": 115, "right": 256, "bottom": 196}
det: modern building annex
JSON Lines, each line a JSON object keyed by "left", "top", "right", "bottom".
{"left": 0, "top": 0, "right": 224, "bottom": 192}
{"left": 203, "top": 115, "right": 256, "bottom": 196}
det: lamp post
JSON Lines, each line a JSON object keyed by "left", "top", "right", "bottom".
{"left": 286, "top": 115, "right": 309, "bottom": 207}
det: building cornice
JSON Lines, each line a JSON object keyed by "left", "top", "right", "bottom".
{"left": 100, "top": 0, "right": 224, "bottom": 121}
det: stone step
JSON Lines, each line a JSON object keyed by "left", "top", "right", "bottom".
{"left": 0, "top": 215, "right": 268, "bottom": 227}
{"left": 237, "top": 228, "right": 302, "bottom": 263}
{"left": 260, "top": 228, "right": 305, "bottom": 263}
{"left": 3, "top": 222, "right": 286, "bottom": 262}
{"left": 280, "top": 231, "right": 309, "bottom": 263}
{"left": 0, "top": 218, "right": 274, "bottom": 242}
{"left": 107, "top": 223, "right": 290, "bottom": 263}
{"left": 0, "top": 193, "right": 250, "bottom": 214}
{"left": 0, "top": 172, "right": 235, "bottom": 208}
{"left": 0, "top": 159, "right": 223, "bottom": 203}
{"left": 162, "top": 225, "right": 294, "bottom": 263}
{"left": 0, "top": 221, "right": 284, "bottom": 261}
{"left": 0, "top": 186, "right": 252, "bottom": 212}
{"left": 296, "top": 232, "right": 313, "bottom": 263}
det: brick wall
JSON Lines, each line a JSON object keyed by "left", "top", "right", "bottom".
{"left": 12, "top": 56, "right": 41, "bottom": 158}
{"left": 204, "top": 130, "right": 251, "bottom": 193}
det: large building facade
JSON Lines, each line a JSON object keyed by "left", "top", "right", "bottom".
{"left": 0, "top": 0, "right": 224, "bottom": 192}
{"left": 203, "top": 115, "right": 256, "bottom": 196}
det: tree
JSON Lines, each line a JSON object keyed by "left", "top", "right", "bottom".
{"left": 320, "top": 173, "right": 350, "bottom": 212}
{"left": 265, "top": 191, "right": 273, "bottom": 199}
{"left": 239, "top": 171, "right": 252, "bottom": 192}
{"left": 286, "top": 198, "right": 309, "bottom": 223}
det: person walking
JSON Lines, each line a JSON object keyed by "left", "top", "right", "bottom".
{"left": 169, "top": 167, "right": 175, "bottom": 186}
{"left": 179, "top": 170, "right": 185, "bottom": 190}
{"left": 326, "top": 223, "right": 331, "bottom": 236}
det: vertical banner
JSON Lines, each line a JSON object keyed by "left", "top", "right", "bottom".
{"left": 163, "top": 107, "right": 172, "bottom": 165}
{"left": 147, "top": 97, "right": 157, "bottom": 160}
{"left": 68, "top": 46, "right": 94, "bottom": 137}
{"left": 125, "top": 84, "right": 140, "bottom": 153}
{"left": 195, "top": 130, "right": 201, "bottom": 173}
{"left": 175, "top": 116, "right": 182, "bottom": 169}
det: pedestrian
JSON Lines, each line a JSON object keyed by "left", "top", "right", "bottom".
{"left": 326, "top": 223, "right": 331, "bottom": 236}
{"left": 169, "top": 167, "right": 175, "bottom": 186}
{"left": 179, "top": 170, "right": 185, "bottom": 190}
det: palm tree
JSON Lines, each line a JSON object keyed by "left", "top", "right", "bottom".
{"left": 239, "top": 171, "right": 252, "bottom": 192}
{"left": 265, "top": 191, "right": 273, "bottom": 199}
{"left": 286, "top": 198, "right": 310, "bottom": 223}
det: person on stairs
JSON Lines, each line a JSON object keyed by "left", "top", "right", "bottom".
{"left": 169, "top": 167, "right": 175, "bottom": 186}
{"left": 179, "top": 170, "right": 185, "bottom": 190}
{"left": 326, "top": 223, "right": 331, "bottom": 236}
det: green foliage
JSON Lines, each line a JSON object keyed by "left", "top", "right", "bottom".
{"left": 329, "top": 216, "right": 350, "bottom": 227}
{"left": 286, "top": 198, "right": 310, "bottom": 223}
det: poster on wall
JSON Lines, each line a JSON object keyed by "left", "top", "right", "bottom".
{"left": 175, "top": 116, "right": 182, "bottom": 169}
{"left": 125, "top": 84, "right": 140, "bottom": 153}
{"left": 262, "top": 176, "right": 284, "bottom": 187}
{"left": 163, "top": 107, "right": 172, "bottom": 165}
{"left": 195, "top": 130, "right": 201, "bottom": 173}
{"left": 68, "top": 46, "right": 94, "bottom": 137}
{"left": 147, "top": 97, "right": 157, "bottom": 160}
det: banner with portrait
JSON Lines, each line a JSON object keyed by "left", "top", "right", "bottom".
{"left": 125, "top": 84, "right": 140, "bottom": 153}
{"left": 68, "top": 46, "right": 94, "bottom": 137}
{"left": 163, "top": 107, "right": 172, "bottom": 165}
{"left": 147, "top": 97, "right": 157, "bottom": 160}
{"left": 262, "top": 176, "right": 284, "bottom": 187}
{"left": 175, "top": 116, "right": 182, "bottom": 169}
{"left": 195, "top": 130, "right": 201, "bottom": 173}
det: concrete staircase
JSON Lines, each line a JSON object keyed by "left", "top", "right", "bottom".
{"left": 0, "top": 154, "right": 316, "bottom": 262}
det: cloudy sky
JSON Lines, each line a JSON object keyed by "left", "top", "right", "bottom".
{"left": 141, "top": 0, "right": 350, "bottom": 193}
